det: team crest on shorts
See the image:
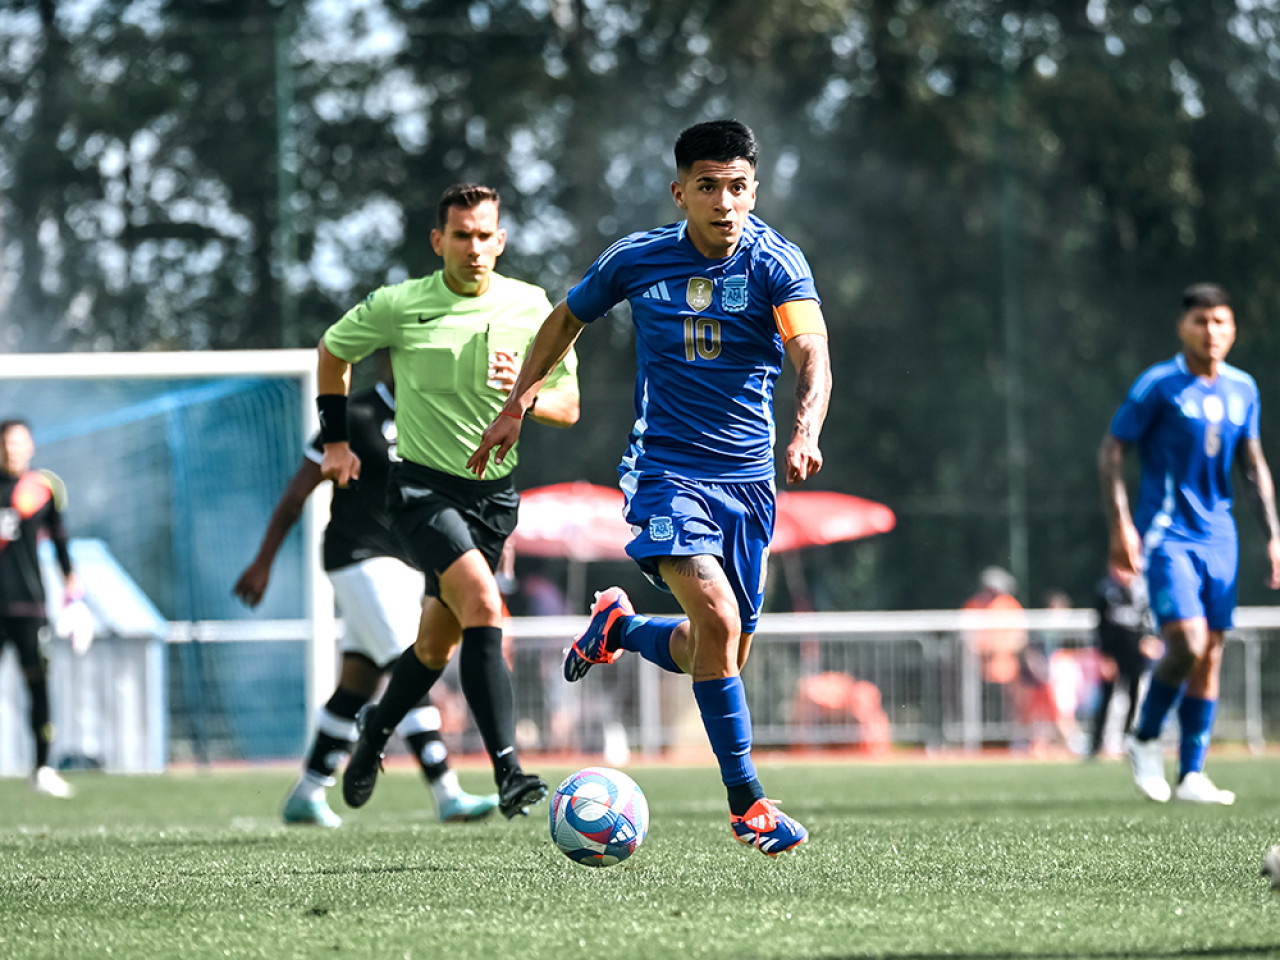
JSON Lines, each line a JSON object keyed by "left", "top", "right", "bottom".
{"left": 649, "top": 517, "right": 675, "bottom": 541}
{"left": 686, "top": 278, "right": 713, "bottom": 312}
{"left": 722, "top": 275, "right": 749, "bottom": 312}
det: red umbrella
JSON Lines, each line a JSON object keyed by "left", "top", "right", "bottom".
{"left": 514, "top": 483, "right": 894, "bottom": 557}
{"left": 771, "top": 491, "right": 896, "bottom": 553}
{"left": 513, "top": 482, "right": 630, "bottom": 562}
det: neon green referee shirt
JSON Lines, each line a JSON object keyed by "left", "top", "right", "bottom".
{"left": 323, "top": 271, "right": 578, "bottom": 480}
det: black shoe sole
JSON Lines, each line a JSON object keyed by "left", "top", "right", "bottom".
{"left": 342, "top": 739, "right": 382, "bottom": 809}
{"left": 499, "top": 778, "right": 548, "bottom": 819}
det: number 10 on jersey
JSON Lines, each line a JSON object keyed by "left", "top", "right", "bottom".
{"left": 684, "top": 315, "right": 722, "bottom": 361}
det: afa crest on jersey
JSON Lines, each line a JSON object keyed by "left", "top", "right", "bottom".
{"left": 649, "top": 517, "right": 674, "bottom": 541}
{"left": 686, "top": 278, "right": 713, "bottom": 312}
{"left": 722, "top": 275, "right": 749, "bottom": 312}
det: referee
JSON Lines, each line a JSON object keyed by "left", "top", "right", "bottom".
{"left": 320, "top": 183, "right": 580, "bottom": 819}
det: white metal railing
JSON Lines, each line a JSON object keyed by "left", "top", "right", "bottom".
{"left": 160, "top": 607, "right": 1280, "bottom": 761}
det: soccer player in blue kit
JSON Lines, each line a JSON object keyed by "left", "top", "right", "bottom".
{"left": 1101, "top": 283, "right": 1280, "bottom": 804}
{"left": 469, "top": 120, "right": 832, "bottom": 855}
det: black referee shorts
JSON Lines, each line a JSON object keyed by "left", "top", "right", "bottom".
{"left": 0, "top": 617, "right": 47, "bottom": 672}
{"left": 387, "top": 459, "right": 518, "bottom": 599}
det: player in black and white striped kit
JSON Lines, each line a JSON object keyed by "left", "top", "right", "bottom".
{"left": 235, "top": 378, "right": 497, "bottom": 826}
{"left": 0, "top": 418, "right": 78, "bottom": 798}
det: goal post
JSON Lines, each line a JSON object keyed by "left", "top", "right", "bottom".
{"left": 0, "top": 350, "right": 335, "bottom": 758}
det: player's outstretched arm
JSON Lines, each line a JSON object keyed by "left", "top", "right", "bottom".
{"left": 1099, "top": 433, "right": 1142, "bottom": 575}
{"left": 782, "top": 332, "right": 832, "bottom": 485}
{"left": 468, "top": 302, "right": 585, "bottom": 478}
{"left": 233, "top": 458, "right": 324, "bottom": 607}
{"left": 317, "top": 339, "right": 361, "bottom": 488}
{"left": 1235, "top": 437, "right": 1280, "bottom": 589}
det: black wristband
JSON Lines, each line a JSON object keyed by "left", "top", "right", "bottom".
{"left": 316, "top": 394, "right": 349, "bottom": 444}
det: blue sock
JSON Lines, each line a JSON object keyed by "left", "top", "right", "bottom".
{"left": 619, "top": 616, "right": 684, "bottom": 674}
{"left": 692, "top": 676, "right": 764, "bottom": 816}
{"left": 1134, "top": 677, "right": 1182, "bottom": 742}
{"left": 1176, "top": 695, "right": 1217, "bottom": 781}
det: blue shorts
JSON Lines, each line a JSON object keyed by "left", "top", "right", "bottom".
{"left": 621, "top": 473, "right": 774, "bottom": 634}
{"left": 1145, "top": 538, "right": 1238, "bottom": 631}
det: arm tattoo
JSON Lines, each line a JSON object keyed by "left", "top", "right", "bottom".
{"left": 791, "top": 340, "right": 831, "bottom": 440}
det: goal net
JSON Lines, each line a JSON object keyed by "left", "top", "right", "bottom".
{"left": 0, "top": 351, "right": 332, "bottom": 765}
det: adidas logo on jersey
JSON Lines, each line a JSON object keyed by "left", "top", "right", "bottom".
{"left": 640, "top": 281, "right": 671, "bottom": 301}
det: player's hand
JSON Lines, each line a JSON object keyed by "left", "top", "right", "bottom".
{"left": 62, "top": 571, "right": 84, "bottom": 604}
{"left": 233, "top": 562, "right": 269, "bottom": 607}
{"left": 784, "top": 434, "right": 823, "bottom": 485}
{"left": 1107, "top": 522, "right": 1142, "bottom": 576}
{"left": 468, "top": 413, "right": 522, "bottom": 479}
{"left": 321, "top": 442, "right": 361, "bottom": 488}
{"left": 1266, "top": 537, "right": 1280, "bottom": 590}
{"left": 487, "top": 350, "right": 518, "bottom": 393}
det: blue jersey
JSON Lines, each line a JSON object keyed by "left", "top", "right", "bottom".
{"left": 1109, "top": 353, "right": 1260, "bottom": 546}
{"left": 566, "top": 214, "right": 820, "bottom": 483}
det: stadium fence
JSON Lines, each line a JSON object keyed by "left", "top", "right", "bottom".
{"left": 157, "top": 606, "right": 1278, "bottom": 764}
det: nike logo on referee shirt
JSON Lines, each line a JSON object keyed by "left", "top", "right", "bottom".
{"left": 417, "top": 313, "right": 447, "bottom": 324}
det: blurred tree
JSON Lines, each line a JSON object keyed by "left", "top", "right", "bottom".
{"left": 5, "top": 0, "right": 1280, "bottom": 609}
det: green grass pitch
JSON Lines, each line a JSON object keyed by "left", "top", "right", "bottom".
{"left": 2, "top": 755, "right": 1279, "bottom": 959}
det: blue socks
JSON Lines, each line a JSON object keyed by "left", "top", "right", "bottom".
{"left": 616, "top": 619, "right": 766, "bottom": 814}
{"left": 619, "top": 615, "right": 684, "bottom": 674}
{"left": 1133, "top": 678, "right": 1217, "bottom": 780}
{"left": 1177, "top": 695, "right": 1217, "bottom": 781}
{"left": 1134, "top": 677, "right": 1182, "bottom": 742}
{"left": 692, "top": 676, "right": 765, "bottom": 816}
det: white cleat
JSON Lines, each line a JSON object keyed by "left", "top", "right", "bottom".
{"left": 1173, "top": 771, "right": 1235, "bottom": 806}
{"left": 31, "top": 765, "right": 74, "bottom": 799}
{"left": 1125, "top": 735, "right": 1171, "bottom": 803}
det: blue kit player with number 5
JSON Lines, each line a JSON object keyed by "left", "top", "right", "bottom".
{"left": 1101, "top": 283, "right": 1280, "bottom": 805}
{"left": 469, "top": 120, "right": 833, "bottom": 856}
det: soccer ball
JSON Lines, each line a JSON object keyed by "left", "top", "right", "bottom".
{"left": 549, "top": 767, "right": 648, "bottom": 867}
{"left": 1262, "top": 845, "right": 1280, "bottom": 890}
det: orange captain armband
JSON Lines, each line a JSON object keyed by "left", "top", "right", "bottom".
{"left": 773, "top": 299, "right": 827, "bottom": 343}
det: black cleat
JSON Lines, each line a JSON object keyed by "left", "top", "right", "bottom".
{"left": 498, "top": 770, "right": 548, "bottom": 820}
{"left": 342, "top": 705, "right": 385, "bottom": 809}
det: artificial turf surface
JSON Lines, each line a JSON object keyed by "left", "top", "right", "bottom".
{"left": 2, "top": 754, "right": 1279, "bottom": 959}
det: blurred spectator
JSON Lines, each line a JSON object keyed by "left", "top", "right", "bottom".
{"left": 791, "top": 671, "right": 891, "bottom": 754}
{"left": 962, "top": 566, "right": 1026, "bottom": 685}
{"left": 1088, "top": 565, "right": 1163, "bottom": 758}
{"left": 960, "top": 566, "right": 1027, "bottom": 746}
{"left": 1015, "top": 589, "right": 1086, "bottom": 754}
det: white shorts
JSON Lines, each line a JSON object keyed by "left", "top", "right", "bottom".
{"left": 328, "top": 557, "right": 425, "bottom": 667}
